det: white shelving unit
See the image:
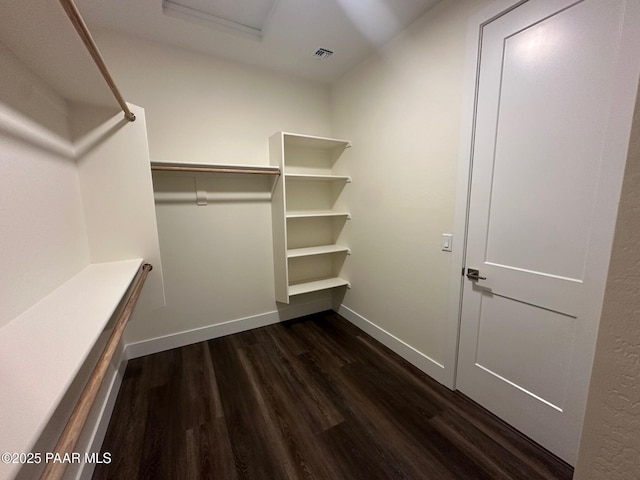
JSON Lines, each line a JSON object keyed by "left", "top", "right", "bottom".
{"left": 270, "top": 132, "right": 352, "bottom": 303}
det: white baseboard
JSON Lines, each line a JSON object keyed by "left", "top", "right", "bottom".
{"left": 337, "top": 305, "right": 446, "bottom": 384}
{"left": 125, "top": 297, "right": 333, "bottom": 360}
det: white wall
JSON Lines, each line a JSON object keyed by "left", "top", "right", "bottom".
{"left": 0, "top": 43, "right": 89, "bottom": 328}
{"left": 72, "top": 103, "right": 166, "bottom": 315}
{"left": 0, "top": 40, "right": 164, "bottom": 332}
{"left": 94, "top": 30, "right": 332, "bottom": 166}
{"left": 91, "top": 31, "right": 334, "bottom": 344}
{"left": 330, "top": 0, "right": 640, "bottom": 471}
{"left": 574, "top": 78, "right": 640, "bottom": 480}
{"left": 0, "top": 42, "right": 71, "bottom": 140}
{"left": 331, "top": 0, "right": 490, "bottom": 381}
{"left": 1, "top": 35, "right": 163, "bottom": 479}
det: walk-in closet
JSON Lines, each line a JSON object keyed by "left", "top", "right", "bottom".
{"left": 2, "top": 1, "right": 640, "bottom": 479}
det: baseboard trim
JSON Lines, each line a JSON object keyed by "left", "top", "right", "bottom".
{"left": 337, "top": 305, "right": 446, "bottom": 384}
{"left": 125, "top": 297, "right": 333, "bottom": 360}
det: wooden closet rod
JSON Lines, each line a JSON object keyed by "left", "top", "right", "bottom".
{"left": 151, "top": 164, "right": 282, "bottom": 175}
{"left": 58, "top": 0, "right": 136, "bottom": 122}
{"left": 40, "top": 263, "right": 153, "bottom": 480}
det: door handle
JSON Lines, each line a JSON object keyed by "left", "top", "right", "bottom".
{"left": 466, "top": 268, "right": 487, "bottom": 281}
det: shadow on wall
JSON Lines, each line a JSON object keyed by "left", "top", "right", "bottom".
{"left": 0, "top": 41, "right": 120, "bottom": 156}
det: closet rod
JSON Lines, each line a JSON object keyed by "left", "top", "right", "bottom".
{"left": 40, "top": 263, "right": 153, "bottom": 480}
{"left": 151, "top": 164, "right": 282, "bottom": 175}
{"left": 58, "top": 0, "right": 136, "bottom": 122}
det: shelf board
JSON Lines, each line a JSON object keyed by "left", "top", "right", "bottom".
{"left": 282, "top": 133, "right": 351, "bottom": 150}
{"left": 288, "top": 277, "right": 350, "bottom": 296}
{"left": 285, "top": 173, "right": 351, "bottom": 182}
{"left": 287, "top": 244, "right": 350, "bottom": 258}
{"left": 151, "top": 162, "right": 280, "bottom": 176}
{"left": 286, "top": 211, "right": 351, "bottom": 219}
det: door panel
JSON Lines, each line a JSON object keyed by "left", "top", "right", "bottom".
{"left": 475, "top": 293, "right": 576, "bottom": 410}
{"left": 484, "top": 2, "right": 618, "bottom": 282}
{"left": 457, "top": 0, "right": 631, "bottom": 464}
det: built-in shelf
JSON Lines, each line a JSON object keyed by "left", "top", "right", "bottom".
{"left": 287, "top": 244, "right": 351, "bottom": 258}
{"left": 285, "top": 173, "right": 351, "bottom": 182}
{"left": 286, "top": 211, "right": 351, "bottom": 219}
{"left": 271, "top": 132, "right": 351, "bottom": 303}
{"left": 288, "top": 277, "right": 350, "bottom": 297}
{"left": 151, "top": 161, "right": 281, "bottom": 176}
{"left": 283, "top": 133, "right": 351, "bottom": 150}
{"left": 0, "top": 259, "right": 142, "bottom": 476}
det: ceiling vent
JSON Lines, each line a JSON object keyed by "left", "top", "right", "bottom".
{"left": 313, "top": 48, "right": 334, "bottom": 60}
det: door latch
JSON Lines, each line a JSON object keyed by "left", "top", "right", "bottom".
{"left": 466, "top": 268, "right": 487, "bottom": 281}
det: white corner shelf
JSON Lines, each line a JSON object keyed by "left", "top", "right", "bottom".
{"left": 286, "top": 211, "right": 351, "bottom": 219}
{"left": 0, "top": 259, "right": 142, "bottom": 477}
{"left": 270, "top": 131, "right": 352, "bottom": 304}
{"left": 287, "top": 245, "right": 351, "bottom": 258}
{"left": 282, "top": 133, "right": 351, "bottom": 150}
{"left": 288, "top": 277, "right": 351, "bottom": 297}
{"left": 285, "top": 173, "right": 351, "bottom": 183}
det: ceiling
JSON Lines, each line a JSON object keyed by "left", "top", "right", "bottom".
{"left": 75, "top": 0, "right": 439, "bottom": 84}
{"left": 0, "top": 0, "right": 112, "bottom": 106}
{"left": 0, "top": 0, "right": 438, "bottom": 107}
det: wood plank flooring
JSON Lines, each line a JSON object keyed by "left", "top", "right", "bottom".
{"left": 93, "top": 311, "right": 574, "bottom": 480}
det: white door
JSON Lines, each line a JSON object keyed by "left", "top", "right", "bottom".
{"left": 456, "top": 0, "right": 640, "bottom": 465}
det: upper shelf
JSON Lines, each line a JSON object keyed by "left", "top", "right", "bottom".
{"left": 282, "top": 132, "right": 351, "bottom": 150}
{"left": 151, "top": 162, "right": 281, "bottom": 176}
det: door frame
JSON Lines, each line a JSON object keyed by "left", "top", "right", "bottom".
{"left": 443, "top": 0, "right": 640, "bottom": 390}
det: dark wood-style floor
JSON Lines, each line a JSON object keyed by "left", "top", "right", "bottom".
{"left": 93, "top": 311, "right": 573, "bottom": 480}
